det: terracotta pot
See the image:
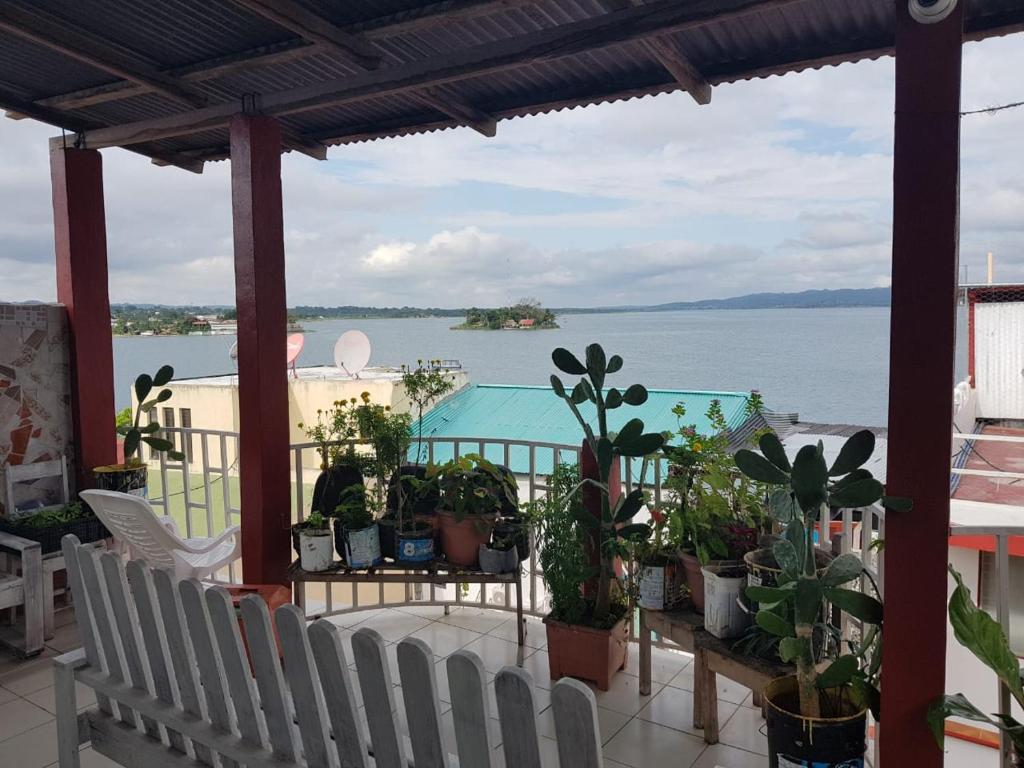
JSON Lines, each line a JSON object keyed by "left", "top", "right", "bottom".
{"left": 438, "top": 511, "right": 495, "bottom": 567}
{"left": 680, "top": 552, "right": 706, "bottom": 612}
{"left": 544, "top": 614, "right": 629, "bottom": 691}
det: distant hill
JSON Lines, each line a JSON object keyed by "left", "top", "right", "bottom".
{"left": 556, "top": 287, "right": 891, "bottom": 313}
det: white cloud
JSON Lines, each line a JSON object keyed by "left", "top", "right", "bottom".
{"left": 0, "top": 35, "right": 1022, "bottom": 306}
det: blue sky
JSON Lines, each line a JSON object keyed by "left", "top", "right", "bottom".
{"left": 1, "top": 34, "right": 1022, "bottom": 308}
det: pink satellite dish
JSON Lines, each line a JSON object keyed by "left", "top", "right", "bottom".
{"left": 286, "top": 333, "right": 305, "bottom": 379}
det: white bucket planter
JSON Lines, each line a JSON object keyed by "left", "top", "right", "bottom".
{"left": 702, "top": 564, "right": 750, "bottom": 639}
{"left": 479, "top": 544, "right": 518, "bottom": 574}
{"left": 300, "top": 530, "right": 334, "bottom": 572}
{"left": 344, "top": 524, "right": 383, "bottom": 568}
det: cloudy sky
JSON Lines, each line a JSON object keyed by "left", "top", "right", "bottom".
{"left": 2, "top": 34, "right": 1022, "bottom": 309}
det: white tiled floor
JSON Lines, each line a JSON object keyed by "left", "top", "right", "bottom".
{"left": 0, "top": 604, "right": 1003, "bottom": 768}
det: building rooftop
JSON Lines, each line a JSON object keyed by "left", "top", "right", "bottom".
{"left": 175, "top": 365, "right": 409, "bottom": 387}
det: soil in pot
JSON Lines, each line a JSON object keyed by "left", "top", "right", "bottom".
{"left": 438, "top": 511, "right": 495, "bottom": 567}
{"left": 763, "top": 675, "right": 867, "bottom": 768}
{"left": 544, "top": 614, "right": 629, "bottom": 691}
{"left": 478, "top": 543, "right": 518, "bottom": 574}
{"left": 299, "top": 530, "right": 334, "bottom": 572}
{"left": 396, "top": 520, "right": 435, "bottom": 562}
{"left": 93, "top": 463, "right": 148, "bottom": 496}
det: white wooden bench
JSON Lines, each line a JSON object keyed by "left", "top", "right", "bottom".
{"left": 54, "top": 534, "right": 605, "bottom": 768}
{"left": 0, "top": 530, "right": 44, "bottom": 657}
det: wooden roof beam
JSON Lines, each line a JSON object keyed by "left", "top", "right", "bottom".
{"left": 597, "top": 0, "right": 711, "bottom": 105}
{"left": 411, "top": 87, "right": 497, "bottom": 137}
{"left": 0, "top": 5, "right": 207, "bottom": 109}
{"left": 32, "top": 0, "right": 536, "bottom": 114}
{"left": 229, "top": 0, "right": 382, "bottom": 70}
{"left": 66, "top": 0, "right": 795, "bottom": 151}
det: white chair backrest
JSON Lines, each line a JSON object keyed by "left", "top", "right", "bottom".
{"left": 4, "top": 455, "right": 69, "bottom": 517}
{"left": 59, "top": 534, "right": 605, "bottom": 768}
{"left": 79, "top": 489, "right": 185, "bottom": 570}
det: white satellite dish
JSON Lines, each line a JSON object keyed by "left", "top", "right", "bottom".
{"left": 334, "top": 330, "right": 371, "bottom": 378}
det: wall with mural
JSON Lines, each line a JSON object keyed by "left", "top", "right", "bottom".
{"left": 0, "top": 303, "right": 73, "bottom": 516}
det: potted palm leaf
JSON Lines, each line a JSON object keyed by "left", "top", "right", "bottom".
{"left": 734, "top": 429, "right": 907, "bottom": 766}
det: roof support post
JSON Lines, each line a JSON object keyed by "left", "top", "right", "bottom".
{"left": 230, "top": 114, "right": 291, "bottom": 586}
{"left": 50, "top": 146, "right": 117, "bottom": 491}
{"left": 880, "top": 1, "right": 963, "bottom": 765}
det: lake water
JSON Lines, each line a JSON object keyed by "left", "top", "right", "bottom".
{"left": 113, "top": 307, "right": 969, "bottom": 428}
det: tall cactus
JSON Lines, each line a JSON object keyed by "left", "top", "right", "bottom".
{"left": 550, "top": 344, "right": 664, "bottom": 624}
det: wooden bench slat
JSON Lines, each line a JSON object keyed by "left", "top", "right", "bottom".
{"left": 396, "top": 637, "right": 449, "bottom": 768}
{"left": 447, "top": 650, "right": 494, "bottom": 768}
{"left": 351, "top": 627, "right": 405, "bottom": 768}
{"left": 308, "top": 619, "right": 370, "bottom": 768}
{"left": 60, "top": 535, "right": 113, "bottom": 716}
{"left": 495, "top": 666, "right": 543, "bottom": 768}
{"left": 551, "top": 678, "right": 604, "bottom": 768}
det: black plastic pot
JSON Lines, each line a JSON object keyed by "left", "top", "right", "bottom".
{"left": 387, "top": 465, "right": 438, "bottom": 516}
{"left": 311, "top": 465, "right": 363, "bottom": 518}
{"left": 764, "top": 676, "right": 867, "bottom": 768}
{"left": 494, "top": 517, "right": 531, "bottom": 562}
{"left": 378, "top": 517, "right": 397, "bottom": 560}
{"left": 396, "top": 521, "right": 435, "bottom": 562}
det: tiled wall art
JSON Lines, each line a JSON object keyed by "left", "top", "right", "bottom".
{"left": 0, "top": 303, "right": 73, "bottom": 515}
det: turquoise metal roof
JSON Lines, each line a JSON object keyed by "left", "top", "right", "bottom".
{"left": 412, "top": 384, "right": 753, "bottom": 475}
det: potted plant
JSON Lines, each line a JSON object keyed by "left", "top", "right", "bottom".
{"left": 734, "top": 429, "right": 906, "bottom": 766}
{"left": 299, "top": 399, "right": 367, "bottom": 521}
{"left": 0, "top": 501, "right": 109, "bottom": 554}
{"left": 545, "top": 343, "right": 664, "bottom": 690}
{"left": 401, "top": 359, "right": 457, "bottom": 465}
{"left": 334, "top": 485, "right": 382, "bottom": 568}
{"left": 298, "top": 510, "right": 333, "bottom": 572}
{"left": 634, "top": 508, "right": 687, "bottom": 612}
{"left": 494, "top": 504, "right": 536, "bottom": 563}
{"left": 430, "top": 454, "right": 518, "bottom": 568}
{"left": 929, "top": 567, "right": 1024, "bottom": 764}
{"left": 478, "top": 530, "right": 519, "bottom": 574}
{"left": 97, "top": 365, "right": 185, "bottom": 495}
{"left": 664, "top": 396, "right": 765, "bottom": 612}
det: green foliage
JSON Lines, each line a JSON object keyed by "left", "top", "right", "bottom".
{"left": 304, "top": 510, "right": 328, "bottom": 531}
{"left": 929, "top": 567, "right": 1024, "bottom": 754}
{"left": 115, "top": 408, "right": 132, "bottom": 430}
{"left": 735, "top": 429, "right": 901, "bottom": 719}
{"left": 118, "top": 365, "right": 185, "bottom": 464}
{"left": 550, "top": 343, "right": 665, "bottom": 624}
{"left": 402, "top": 360, "right": 457, "bottom": 464}
{"left": 532, "top": 463, "right": 589, "bottom": 626}
{"left": 459, "top": 299, "right": 558, "bottom": 331}
{"left": 335, "top": 485, "right": 374, "bottom": 530}
{"left": 663, "top": 396, "right": 767, "bottom": 565}
{"left": 426, "top": 454, "right": 518, "bottom": 522}
{"left": 356, "top": 397, "right": 413, "bottom": 520}
{"left": 9, "top": 502, "right": 88, "bottom": 529}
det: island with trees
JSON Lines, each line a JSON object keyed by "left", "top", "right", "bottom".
{"left": 451, "top": 299, "right": 559, "bottom": 330}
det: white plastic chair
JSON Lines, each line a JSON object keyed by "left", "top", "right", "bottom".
{"left": 79, "top": 489, "right": 240, "bottom": 580}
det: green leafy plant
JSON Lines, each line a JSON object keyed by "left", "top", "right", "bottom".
{"left": 427, "top": 454, "right": 517, "bottom": 523}
{"left": 532, "top": 462, "right": 590, "bottom": 626}
{"left": 550, "top": 343, "right": 666, "bottom": 624}
{"left": 304, "top": 510, "right": 329, "bottom": 532}
{"left": 928, "top": 567, "right": 1024, "bottom": 755}
{"left": 10, "top": 502, "right": 88, "bottom": 529}
{"left": 298, "top": 398, "right": 362, "bottom": 470}
{"left": 402, "top": 360, "right": 457, "bottom": 464}
{"left": 734, "top": 429, "right": 907, "bottom": 719}
{"left": 355, "top": 398, "right": 413, "bottom": 522}
{"left": 664, "top": 395, "right": 767, "bottom": 564}
{"left": 118, "top": 365, "right": 185, "bottom": 463}
{"left": 335, "top": 485, "right": 374, "bottom": 531}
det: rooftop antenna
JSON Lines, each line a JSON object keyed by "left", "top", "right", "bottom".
{"left": 286, "top": 333, "right": 305, "bottom": 380}
{"left": 333, "top": 330, "right": 371, "bottom": 379}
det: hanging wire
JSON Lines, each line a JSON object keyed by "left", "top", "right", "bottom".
{"left": 961, "top": 100, "right": 1024, "bottom": 116}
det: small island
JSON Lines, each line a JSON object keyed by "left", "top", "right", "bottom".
{"left": 451, "top": 299, "right": 559, "bottom": 330}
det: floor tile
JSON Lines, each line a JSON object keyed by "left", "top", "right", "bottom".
{"left": 461, "top": 635, "right": 533, "bottom": 674}
{"left": 486, "top": 614, "right": 548, "bottom": 650}
{"left": 518, "top": 650, "right": 554, "bottom": 689}
{"left": 0, "top": 698, "right": 53, "bottom": 741}
{"left": 537, "top": 704, "right": 630, "bottom": 745}
{"left": 624, "top": 644, "right": 693, "bottom": 683}
{"left": 637, "top": 684, "right": 739, "bottom": 738}
{"left": 0, "top": 686, "right": 17, "bottom": 706}
{"left": 691, "top": 743, "right": 769, "bottom": 768}
{"left": 349, "top": 610, "right": 431, "bottom": 642}
{"left": 0, "top": 720, "right": 58, "bottom": 768}
{"left": 602, "top": 718, "right": 708, "bottom": 767}
{"left": 24, "top": 682, "right": 97, "bottom": 715}
{"left": 75, "top": 747, "right": 129, "bottom": 768}
{"left": 405, "top": 621, "right": 481, "bottom": 657}
{"left": 667, "top": 666, "right": 753, "bottom": 705}
{"left": 393, "top": 604, "right": 451, "bottom": 620}
{"left": 717, "top": 704, "right": 768, "bottom": 756}
{"left": 43, "top": 623, "right": 81, "bottom": 654}
{"left": 0, "top": 655, "right": 56, "bottom": 696}
{"left": 587, "top": 673, "right": 663, "bottom": 717}
{"left": 439, "top": 607, "right": 511, "bottom": 634}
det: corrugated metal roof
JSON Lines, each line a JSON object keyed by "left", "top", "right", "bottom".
{"left": 414, "top": 383, "right": 753, "bottom": 473}
{"left": 1, "top": 0, "right": 1021, "bottom": 169}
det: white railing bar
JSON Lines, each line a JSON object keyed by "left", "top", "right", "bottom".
{"left": 953, "top": 432, "right": 1024, "bottom": 443}
{"left": 951, "top": 468, "right": 1024, "bottom": 480}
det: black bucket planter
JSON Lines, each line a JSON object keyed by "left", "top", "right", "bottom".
{"left": 93, "top": 463, "right": 148, "bottom": 496}
{"left": 493, "top": 517, "right": 531, "bottom": 562}
{"left": 311, "top": 465, "right": 364, "bottom": 518}
{"left": 387, "top": 465, "right": 438, "bottom": 516}
{"left": 764, "top": 676, "right": 867, "bottom": 768}
{"left": 378, "top": 517, "right": 397, "bottom": 560}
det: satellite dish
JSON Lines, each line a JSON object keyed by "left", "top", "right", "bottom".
{"left": 334, "top": 330, "right": 371, "bottom": 378}
{"left": 287, "top": 333, "right": 305, "bottom": 379}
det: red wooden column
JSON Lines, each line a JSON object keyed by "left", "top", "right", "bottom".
{"left": 51, "top": 146, "right": 117, "bottom": 491}
{"left": 230, "top": 114, "right": 291, "bottom": 585}
{"left": 881, "top": 1, "right": 963, "bottom": 764}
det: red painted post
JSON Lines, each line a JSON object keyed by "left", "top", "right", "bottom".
{"left": 881, "top": 1, "right": 963, "bottom": 764}
{"left": 50, "top": 146, "right": 117, "bottom": 491}
{"left": 230, "top": 114, "right": 291, "bottom": 586}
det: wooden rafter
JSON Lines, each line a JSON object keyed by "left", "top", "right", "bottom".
{"left": 0, "top": 4, "right": 207, "bottom": 109}
{"left": 228, "top": 0, "right": 382, "bottom": 70}
{"left": 230, "top": 0, "right": 498, "bottom": 138}
{"left": 597, "top": 0, "right": 711, "bottom": 105}
{"left": 32, "top": 0, "right": 536, "bottom": 114}
{"left": 68, "top": 0, "right": 792, "bottom": 151}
